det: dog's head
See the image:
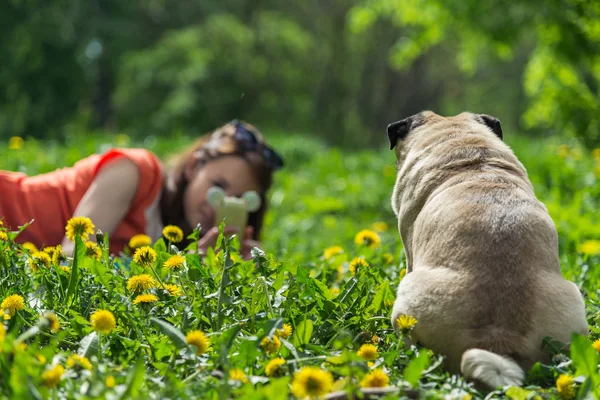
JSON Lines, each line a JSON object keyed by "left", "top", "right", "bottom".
{"left": 387, "top": 111, "right": 503, "bottom": 160}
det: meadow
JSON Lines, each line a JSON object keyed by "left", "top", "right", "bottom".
{"left": 0, "top": 131, "right": 599, "bottom": 399}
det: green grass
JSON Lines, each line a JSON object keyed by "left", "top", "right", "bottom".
{"left": 0, "top": 132, "right": 599, "bottom": 399}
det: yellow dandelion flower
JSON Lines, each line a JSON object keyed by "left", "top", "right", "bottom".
{"left": 129, "top": 234, "right": 152, "bottom": 249}
{"left": 349, "top": 257, "right": 369, "bottom": 275}
{"left": 162, "top": 283, "right": 183, "bottom": 296}
{"left": 323, "top": 246, "right": 343, "bottom": 260}
{"left": 592, "top": 338, "right": 600, "bottom": 352}
{"left": 372, "top": 335, "right": 380, "bottom": 343}
{"left": 22, "top": 242, "right": 38, "bottom": 252}
{"left": 133, "top": 246, "right": 157, "bottom": 267}
{"left": 0, "top": 220, "right": 3, "bottom": 226}
{"left": 65, "top": 216, "right": 95, "bottom": 241}
{"left": 0, "top": 231, "right": 8, "bottom": 241}
{"left": 0, "top": 323, "right": 5, "bottom": 343}
{"left": 396, "top": 315, "right": 418, "bottom": 331}
{"left": 42, "top": 245, "right": 57, "bottom": 256}
{"left": 383, "top": 253, "right": 394, "bottom": 264}
{"left": 261, "top": 335, "right": 282, "bottom": 355}
{"left": 43, "top": 312, "right": 60, "bottom": 333}
{"left": 60, "top": 266, "right": 71, "bottom": 273}
{"left": 51, "top": 246, "right": 67, "bottom": 266}
{"left": 1, "top": 294, "right": 25, "bottom": 319}
{"left": 8, "top": 136, "right": 24, "bottom": 150}
{"left": 42, "top": 365, "right": 64, "bottom": 388}
{"left": 163, "top": 225, "right": 184, "bottom": 243}
{"left": 331, "top": 287, "right": 340, "bottom": 296}
{"left": 66, "top": 354, "right": 92, "bottom": 371}
{"left": 90, "top": 310, "right": 116, "bottom": 334}
{"left": 276, "top": 324, "right": 293, "bottom": 339}
{"left": 85, "top": 241, "right": 102, "bottom": 259}
{"left": 229, "top": 368, "right": 248, "bottom": 383}
{"left": 371, "top": 222, "right": 388, "bottom": 232}
{"left": 556, "top": 374, "right": 575, "bottom": 399}
{"left": 133, "top": 294, "right": 158, "bottom": 305}
{"left": 163, "top": 254, "right": 186, "bottom": 270}
{"left": 360, "top": 368, "right": 390, "bottom": 388}
{"left": 106, "top": 375, "right": 116, "bottom": 388}
{"left": 357, "top": 344, "right": 379, "bottom": 360}
{"left": 266, "top": 358, "right": 286, "bottom": 377}
{"left": 291, "top": 366, "right": 334, "bottom": 399}
{"left": 579, "top": 240, "right": 600, "bottom": 256}
{"left": 186, "top": 330, "right": 209, "bottom": 355}
{"left": 32, "top": 251, "right": 52, "bottom": 268}
{"left": 126, "top": 274, "right": 156, "bottom": 292}
{"left": 36, "top": 354, "right": 46, "bottom": 364}
{"left": 354, "top": 229, "right": 381, "bottom": 249}
{"left": 14, "top": 342, "right": 27, "bottom": 352}
{"left": 557, "top": 144, "right": 570, "bottom": 159}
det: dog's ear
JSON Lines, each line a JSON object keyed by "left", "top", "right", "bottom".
{"left": 387, "top": 118, "right": 411, "bottom": 150}
{"left": 478, "top": 114, "right": 503, "bottom": 140}
{"left": 388, "top": 113, "right": 429, "bottom": 149}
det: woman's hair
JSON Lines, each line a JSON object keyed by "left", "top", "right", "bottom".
{"left": 159, "top": 121, "right": 277, "bottom": 241}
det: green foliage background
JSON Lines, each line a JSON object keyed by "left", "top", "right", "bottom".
{"left": 1, "top": 0, "right": 599, "bottom": 147}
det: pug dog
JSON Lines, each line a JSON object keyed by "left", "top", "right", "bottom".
{"left": 387, "top": 111, "right": 588, "bottom": 389}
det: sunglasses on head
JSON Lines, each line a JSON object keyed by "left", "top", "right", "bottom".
{"left": 230, "top": 120, "right": 284, "bottom": 170}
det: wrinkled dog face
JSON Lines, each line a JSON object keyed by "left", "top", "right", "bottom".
{"left": 386, "top": 110, "right": 503, "bottom": 165}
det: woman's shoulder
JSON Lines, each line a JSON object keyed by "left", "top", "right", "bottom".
{"left": 93, "top": 148, "right": 162, "bottom": 176}
{"left": 77, "top": 148, "right": 164, "bottom": 210}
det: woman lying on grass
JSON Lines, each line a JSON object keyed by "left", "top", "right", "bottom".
{"left": 0, "top": 120, "right": 283, "bottom": 258}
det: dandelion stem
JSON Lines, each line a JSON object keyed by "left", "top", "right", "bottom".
{"left": 293, "top": 355, "right": 328, "bottom": 363}
{"left": 182, "top": 370, "right": 201, "bottom": 383}
{"left": 148, "top": 263, "right": 166, "bottom": 290}
{"left": 33, "top": 326, "right": 78, "bottom": 346}
{"left": 140, "top": 327, "right": 156, "bottom": 361}
{"left": 17, "top": 312, "right": 34, "bottom": 328}
{"left": 98, "top": 333, "right": 104, "bottom": 362}
{"left": 178, "top": 275, "right": 190, "bottom": 298}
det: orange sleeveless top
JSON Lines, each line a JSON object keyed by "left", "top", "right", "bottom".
{"left": 0, "top": 148, "right": 164, "bottom": 254}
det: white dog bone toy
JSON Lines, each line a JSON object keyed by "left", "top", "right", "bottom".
{"left": 206, "top": 186, "right": 261, "bottom": 230}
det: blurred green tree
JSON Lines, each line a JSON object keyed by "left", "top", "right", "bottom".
{"left": 114, "top": 12, "right": 316, "bottom": 137}
{"left": 0, "top": 1, "right": 88, "bottom": 138}
{"left": 350, "top": 0, "right": 600, "bottom": 147}
{"left": 1, "top": 0, "right": 598, "bottom": 147}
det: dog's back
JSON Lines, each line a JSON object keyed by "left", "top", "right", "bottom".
{"left": 388, "top": 111, "right": 588, "bottom": 388}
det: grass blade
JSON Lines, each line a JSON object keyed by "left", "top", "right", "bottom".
{"left": 151, "top": 317, "right": 188, "bottom": 349}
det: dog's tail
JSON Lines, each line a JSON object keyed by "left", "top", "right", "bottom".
{"left": 461, "top": 349, "right": 524, "bottom": 389}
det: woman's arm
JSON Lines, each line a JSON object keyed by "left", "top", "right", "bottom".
{"left": 61, "top": 158, "right": 140, "bottom": 253}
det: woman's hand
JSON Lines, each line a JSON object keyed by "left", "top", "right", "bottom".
{"left": 197, "top": 226, "right": 261, "bottom": 260}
